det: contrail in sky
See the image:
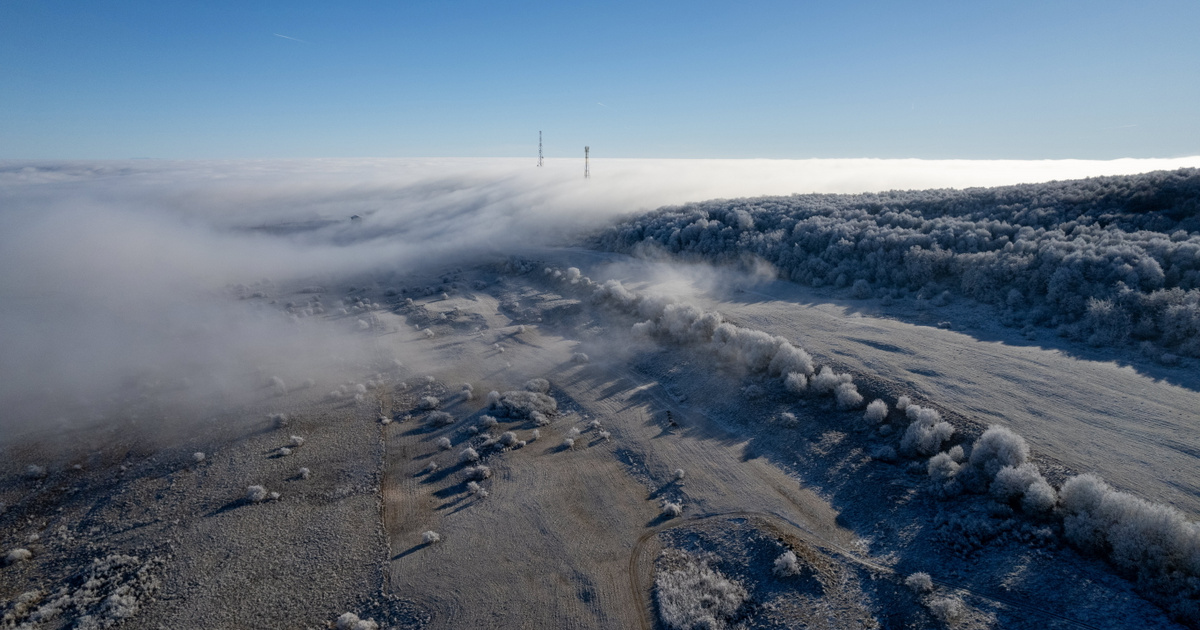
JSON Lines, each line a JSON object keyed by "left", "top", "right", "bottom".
{"left": 273, "top": 33, "right": 309, "bottom": 43}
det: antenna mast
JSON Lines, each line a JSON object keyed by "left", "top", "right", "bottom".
{"left": 537, "top": 131, "right": 543, "bottom": 167}
{"left": 584, "top": 146, "right": 590, "bottom": 179}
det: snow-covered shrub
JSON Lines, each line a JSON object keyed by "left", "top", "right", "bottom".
{"left": 498, "top": 431, "right": 518, "bottom": 447}
{"left": 968, "top": 425, "right": 1028, "bottom": 479}
{"left": 278, "top": 447, "right": 292, "bottom": 457}
{"left": 466, "top": 481, "right": 488, "bottom": 497}
{"left": 335, "top": 612, "right": 379, "bottom": 630}
{"left": 192, "top": 452, "right": 206, "bottom": 463}
{"left": 905, "top": 572, "right": 934, "bottom": 593}
{"left": 5, "top": 548, "right": 32, "bottom": 565}
{"left": 927, "top": 596, "right": 965, "bottom": 623}
{"left": 459, "top": 447, "right": 479, "bottom": 463}
{"left": 655, "top": 550, "right": 746, "bottom": 630}
{"left": 598, "top": 430, "right": 612, "bottom": 441}
{"left": 810, "top": 366, "right": 850, "bottom": 394}
{"left": 426, "top": 411, "right": 454, "bottom": 427}
{"left": 419, "top": 396, "right": 440, "bottom": 410}
{"left": 480, "top": 415, "right": 499, "bottom": 429}
{"left": 990, "top": 463, "right": 1043, "bottom": 502}
{"left": 674, "top": 468, "right": 686, "bottom": 481}
{"left": 299, "top": 467, "right": 311, "bottom": 480}
{"left": 530, "top": 411, "right": 550, "bottom": 426}
{"left": 1022, "top": 478, "right": 1058, "bottom": 514}
{"left": 562, "top": 438, "right": 576, "bottom": 450}
{"left": 927, "top": 453, "right": 962, "bottom": 498}
{"left": 896, "top": 395, "right": 911, "bottom": 411}
{"left": 835, "top": 382, "right": 864, "bottom": 409}
{"left": 421, "top": 531, "right": 441, "bottom": 544}
{"left": 773, "top": 551, "right": 801, "bottom": 577}
{"left": 587, "top": 419, "right": 602, "bottom": 431}
{"left": 486, "top": 390, "right": 501, "bottom": 406}
{"left": 784, "top": 372, "right": 807, "bottom": 394}
{"left": 900, "top": 406, "right": 954, "bottom": 456}
{"left": 863, "top": 399, "right": 888, "bottom": 424}
{"left": 289, "top": 435, "right": 305, "bottom": 447}
{"left": 435, "top": 436, "right": 452, "bottom": 450}
{"left": 662, "top": 502, "right": 683, "bottom": 518}
{"left": 947, "top": 444, "right": 965, "bottom": 463}
{"left": 492, "top": 390, "right": 557, "bottom": 419}
{"left": 463, "top": 465, "right": 492, "bottom": 480}
{"left": 524, "top": 378, "right": 550, "bottom": 394}
{"left": 246, "top": 485, "right": 268, "bottom": 503}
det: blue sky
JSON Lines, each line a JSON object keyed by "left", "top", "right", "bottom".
{"left": 2, "top": 0, "right": 1198, "bottom": 159}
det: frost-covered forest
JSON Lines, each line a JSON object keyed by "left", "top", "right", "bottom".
{"left": 595, "top": 168, "right": 1200, "bottom": 359}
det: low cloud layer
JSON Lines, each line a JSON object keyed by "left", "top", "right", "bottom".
{"left": 2, "top": 157, "right": 1197, "bottom": 439}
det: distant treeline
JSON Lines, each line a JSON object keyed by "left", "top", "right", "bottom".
{"left": 593, "top": 168, "right": 1200, "bottom": 358}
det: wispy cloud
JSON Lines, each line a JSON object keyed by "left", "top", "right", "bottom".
{"left": 597, "top": 102, "right": 609, "bottom": 108}
{"left": 273, "top": 33, "right": 309, "bottom": 44}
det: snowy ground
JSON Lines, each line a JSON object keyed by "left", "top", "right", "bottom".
{"left": 2, "top": 159, "right": 1198, "bottom": 629}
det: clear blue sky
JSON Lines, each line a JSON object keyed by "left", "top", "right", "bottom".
{"left": 2, "top": 0, "right": 1198, "bottom": 159}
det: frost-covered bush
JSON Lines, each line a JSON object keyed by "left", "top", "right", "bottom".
{"left": 192, "top": 452, "right": 206, "bottom": 463}
{"left": 299, "top": 467, "right": 311, "bottom": 480}
{"left": 778, "top": 411, "right": 798, "bottom": 427}
{"left": 661, "top": 502, "right": 683, "bottom": 518}
{"left": 24, "top": 464, "right": 46, "bottom": 480}
{"left": 5, "top": 548, "right": 32, "bottom": 565}
{"left": 435, "top": 436, "right": 452, "bottom": 450}
{"left": 278, "top": 447, "right": 292, "bottom": 457}
{"left": 1059, "top": 472, "right": 1200, "bottom": 621}
{"left": 655, "top": 550, "right": 747, "bottom": 630}
{"left": 900, "top": 406, "right": 954, "bottom": 456}
{"left": 968, "top": 425, "right": 1028, "bottom": 479}
{"left": 572, "top": 352, "right": 591, "bottom": 364}
{"left": 427, "top": 411, "right": 454, "bottom": 427}
{"left": 459, "top": 447, "right": 479, "bottom": 463}
{"left": 480, "top": 415, "right": 499, "bottom": 429}
{"left": 530, "top": 429, "right": 541, "bottom": 441}
{"left": 863, "top": 399, "right": 888, "bottom": 424}
{"left": 896, "top": 395, "right": 911, "bottom": 411}
{"left": 784, "top": 372, "right": 807, "bottom": 394}
{"left": 270, "top": 376, "right": 287, "bottom": 393}
{"left": 927, "top": 453, "right": 962, "bottom": 499}
{"left": 492, "top": 390, "right": 557, "bottom": 419}
{"left": 773, "top": 551, "right": 801, "bottom": 577}
{"left": 927, "top": 596, "right": 965, "bottom": 623}
{"left": 990, "top": 463, "right": 1043, "bottom": 502}
{"left": 336, "top": 612, "right": 379, "bottom": 630}
{"left": 289, "top": 435, "right": 305, "bottom": 447}
{"left": 835, "top": 382, "right": 864, "bottom": 409}
{"left": 562, "top": 438, "right": 576, "bottom": 450}
{"left": 419, "top": 396, "right": 440, "bottom": 410}
{"left": 598, "top": 430, "right": 612, "bottom": 440}
{"left": 872, "top": 445, "right": 898, "bottom": 462}
{"left": 246, "top": 485, "right": 268, "bottom": 503}
{"left": 905, "top": 572, "right": 934, "bottom": 593}
{"left": 463, "top": 465, "right": 492, "bottom": 480}
{"left": 421, "top": 531, "right": 441, "bottom": 544}
{"left": 810, "top": 366, "right": 850, "bottom": 394}
{"left": 499, "top": 431, "right": 518, "bottom": 447}
{"left": 524, "top": 378, "right": 550, "bottom": 394}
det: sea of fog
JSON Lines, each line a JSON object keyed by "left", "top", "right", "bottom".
{"left": 2, "top": 157, "right": 1198, "bottom": 436}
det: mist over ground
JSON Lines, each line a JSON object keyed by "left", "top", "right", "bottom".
{"left": 2, "top": 156, "right": 1199, "bottom": 440}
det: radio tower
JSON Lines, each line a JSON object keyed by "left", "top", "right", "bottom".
{"left": 537, "top": 131, "right": 543, "bottom": 167}
{"left": 584, "top": 146, "right": 590, "bottom": 179}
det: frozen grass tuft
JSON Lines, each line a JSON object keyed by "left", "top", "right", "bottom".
{"left": 246, "top": 485, "right": 268, "bottom": 503}
{"left": 773, "top": 551, "right": 800, "bottom": 577}
{"left": 905, "top": 572, "right": 934, "bottom": 593}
